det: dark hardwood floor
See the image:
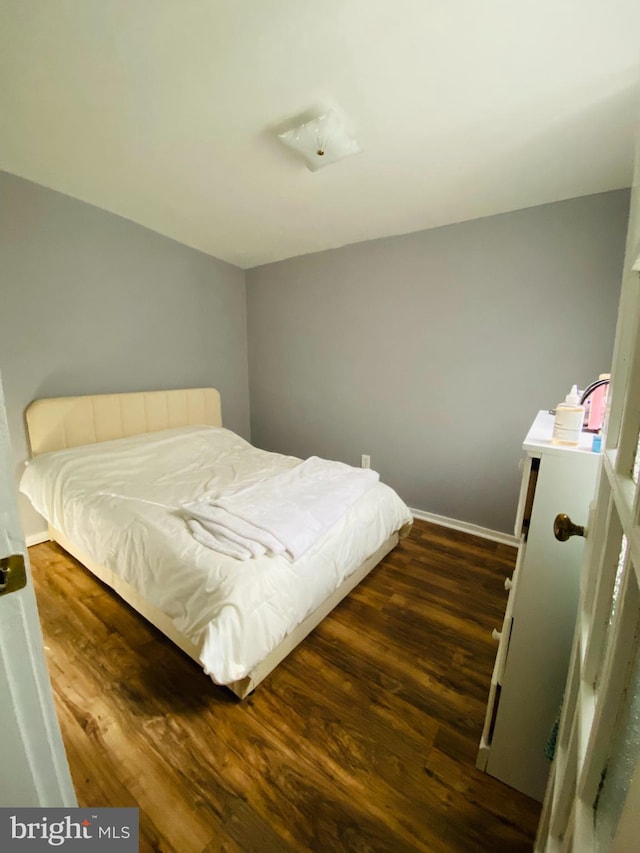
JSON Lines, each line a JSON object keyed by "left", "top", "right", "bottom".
{"left": 29, "top": 519, "right": 541, "bottom": 852}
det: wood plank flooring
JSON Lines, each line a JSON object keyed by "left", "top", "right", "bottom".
{"left": 29, "top": 519, "right": 541, "bottom": 852}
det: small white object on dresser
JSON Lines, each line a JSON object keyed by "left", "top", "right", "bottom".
{"left": 476, "top": 410, "right": 601, "bottom": 802}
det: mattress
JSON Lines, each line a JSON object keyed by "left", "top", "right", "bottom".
{"left": 20, "top": 425, "right": 413, "bottom": 685}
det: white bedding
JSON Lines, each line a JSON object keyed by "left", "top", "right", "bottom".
{"left": 183, "top": 455, "right": 379, "bottom": 561}
{"left": 20, "top": 426, "right": 412, "bottom": 685}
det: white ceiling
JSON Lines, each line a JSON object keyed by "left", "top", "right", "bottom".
{"left": 1, "top": 1, "right": 639, "bottom": 269}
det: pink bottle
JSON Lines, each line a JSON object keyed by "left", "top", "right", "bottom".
{"left": 587, "top": 374, "right": 610, "bottom": 432}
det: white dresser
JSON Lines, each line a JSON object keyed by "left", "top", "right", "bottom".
{"left": 476, "top": 411, "right": 601, "bottom": 802}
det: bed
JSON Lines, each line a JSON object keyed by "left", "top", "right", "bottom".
{"left": 21, "top": 387, "right": 413, "bottom": 699}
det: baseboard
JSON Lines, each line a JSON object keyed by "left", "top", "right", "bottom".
{"left": 26, "top": 531, "right": 50, "bottom": 547}
{"left": 410, "top": 508, "right": 518, "bottom": 548}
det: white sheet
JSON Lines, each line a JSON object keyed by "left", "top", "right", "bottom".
{"left": 20, "top": 426, "right": 413, "bottom": 685}
{"left": 183, "top": 456, "right": 379, "bottom": 561}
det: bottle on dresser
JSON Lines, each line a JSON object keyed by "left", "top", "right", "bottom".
{"left": 552, "top": 385, "right": 584, "bottom": 447}
{"left": 583, "top": 373, "right": 611, "bottom": 433}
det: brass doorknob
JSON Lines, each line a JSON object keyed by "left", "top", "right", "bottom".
{"left": 553, "top": 513, "right": 585, "bottom": 541}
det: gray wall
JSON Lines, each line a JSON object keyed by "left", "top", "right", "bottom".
{"left": 246, "top": 190, "right": 629, "bottom": 534}
{"left": 1, "top": 173, "right": 629, "bottom": 540}
{"left": 0, "top": 171, "right": 250, "bottom": 539}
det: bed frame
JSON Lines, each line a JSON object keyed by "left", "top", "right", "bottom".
{"left": 25, "top": 388, "right": 407, "bottom": 699}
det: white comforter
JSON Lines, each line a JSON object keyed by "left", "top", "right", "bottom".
{"left": 20, "top": 426, "right": 412, "bottom": 685}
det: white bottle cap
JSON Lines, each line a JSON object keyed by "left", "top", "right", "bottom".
{"left": 565, "top": 384, "right": 580, "bottom": 406}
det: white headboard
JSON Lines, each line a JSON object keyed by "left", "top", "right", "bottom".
{"left": 25, "top": 388, "right": 222, "bottom": 456}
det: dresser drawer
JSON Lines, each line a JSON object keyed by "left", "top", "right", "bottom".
{"left": 514, "top": 455, "right": 540, "bottom": 540}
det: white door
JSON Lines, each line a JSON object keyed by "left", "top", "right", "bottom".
{"left": 535, "top": 173, "right": 640, "bottom": 845}
{"left": 0, "top": 373, "right": 76, "bottom": 807}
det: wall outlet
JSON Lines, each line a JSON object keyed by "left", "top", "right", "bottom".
{"left": 361, "top": 454, "right": 371, "bottom": 469}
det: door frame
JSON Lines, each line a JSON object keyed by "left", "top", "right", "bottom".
{"left": 0, "top": 372, "right": 76, "bottom": 807}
